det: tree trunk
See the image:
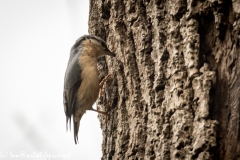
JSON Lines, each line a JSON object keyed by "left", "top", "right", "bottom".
{"left": 88, "top": 0, "right": 240, "bottom": 159}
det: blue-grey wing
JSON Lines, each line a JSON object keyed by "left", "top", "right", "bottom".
{"left": 63, "top": 47, "right": 82, "bottom": 130}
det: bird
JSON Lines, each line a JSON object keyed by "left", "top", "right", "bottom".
{"left": 63, "top": 35, "right": 115, "bottom": 144}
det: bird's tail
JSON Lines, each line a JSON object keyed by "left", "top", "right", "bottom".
{"left": 73, "top": 115, "right": 82, "bottom": 144}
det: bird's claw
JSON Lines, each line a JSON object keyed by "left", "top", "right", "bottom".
{"left": 99, "top": 74, "right": 113, "bottom": 97}
{"left": 91, "top": 103, "right": 111, "bottom": 124}
{"left": 98, "top": 74, "right": 113, "bottom": 124}
{"left": 104, "top": 103, "right": 111, "bottom": 124}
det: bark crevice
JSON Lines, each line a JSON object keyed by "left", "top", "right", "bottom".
{"left": 89, "top": 0, "right": 240, "bottom": 159}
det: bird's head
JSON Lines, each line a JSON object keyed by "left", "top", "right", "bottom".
{"left": 73, "top": 35, "right": 116, "bottom": 57}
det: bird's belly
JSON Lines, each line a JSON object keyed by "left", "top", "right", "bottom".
{"left": 77, "top": 68, "right": 99, "bottom": 110}
{"left": 81, "top": 80, "right": 99, "bottom": 104}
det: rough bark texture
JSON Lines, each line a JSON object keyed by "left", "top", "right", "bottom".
{"left": 88, "top": 0, "right": 240, "bottom": 159}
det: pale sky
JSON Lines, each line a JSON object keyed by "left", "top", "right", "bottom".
{"left": 0, "top": 0, "right": 103, "bottom": 159}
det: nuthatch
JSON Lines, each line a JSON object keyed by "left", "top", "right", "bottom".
{"left": 63, "top": 35, "right": 115, "bottom": 144}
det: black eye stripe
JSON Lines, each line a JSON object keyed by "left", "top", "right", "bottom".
{"left": 72, "top": 35, "right": 110, "bottom": 51}
{"left": 101, "top": 41, "right": 107, "bottom": 48}
{"left": 82, "top": 35, "right": 108, "bottom": 49}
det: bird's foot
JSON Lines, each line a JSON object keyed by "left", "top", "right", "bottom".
{"left": 91, "top": 108, "right": 108, "bottom": 115}
{"left": 99, "top": 74, "right": 113, "bottom": 97}
{"left": 104, "top": 103, "right": 111, "bottom": 124}
{"left": 91, "top": 103, "right": 111, "bottom": 124}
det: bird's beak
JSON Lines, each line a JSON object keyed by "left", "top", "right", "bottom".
{"left": 106, "top": 51, "right": 116, "bottom": 57}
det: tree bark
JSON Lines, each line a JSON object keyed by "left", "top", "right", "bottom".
{"left": 88, "top": 0, "right": 240, "bottom": 159}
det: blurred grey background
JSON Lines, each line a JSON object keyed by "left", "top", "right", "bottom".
{"left": 0, "top": 0, "right": 102, "bottom": 159}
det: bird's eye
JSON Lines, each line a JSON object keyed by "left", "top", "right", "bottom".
{"left": 101, "top": 42, "right": 105, "bottom": 47}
